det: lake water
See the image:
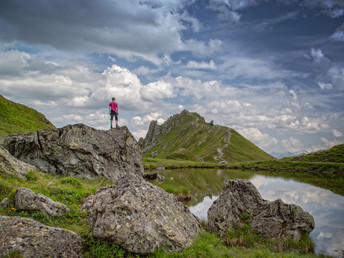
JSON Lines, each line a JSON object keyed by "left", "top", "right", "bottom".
{"left": 160, "top": 169, "right": 344, "bottom": 257}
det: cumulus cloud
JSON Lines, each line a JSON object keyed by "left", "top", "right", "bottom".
{"left": 333, "top": 129, "right": 343, "bottom": 137}
{"left": 282, "top": 137, "right": 304, "bottom": 153}
{"left": 310, "top": 48, "right": 326, "bottom": 63}
{"left": 317, "top": 66, "right": 344, "bottom": 90}
{"left": 186, "top": 60, "right": 217, "bottom": 70}
{"left": 140, "top": 81, "right": 175, "bottom": 102}
{"left": 237, "top": 128, "right": 278, "bottom": 148}
{"left": 330, "top": 30, "right": 344, "bottom": 41}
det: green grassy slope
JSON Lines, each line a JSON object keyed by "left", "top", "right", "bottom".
{"left": 282, "top": 144, "right": 344, "bottom": 163}
{"left": 141, "top": 110, "right": 275, "bottom": 163}
{"left": 0, "top": 94, "right": 55, "bottom": 136}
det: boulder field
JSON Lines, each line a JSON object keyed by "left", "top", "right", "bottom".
{"left": 0, "top": 125, "right": 315, "bottom": 256}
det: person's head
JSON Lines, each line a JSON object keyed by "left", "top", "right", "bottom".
{"left": 112, "top": 97, "right": 115, "bottom": 101}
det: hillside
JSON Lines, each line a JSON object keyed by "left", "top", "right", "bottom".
{"left": 0, "top": 94, "right": 55, "bottom": 136}
{"left": 139, "top": 110, "right": 275, "bottom": 163}
{"left": 282, "top": 144, "right": 344, "bottom": 163}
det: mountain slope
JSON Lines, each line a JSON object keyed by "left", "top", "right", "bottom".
{"left": 0, "top": 94, "right": 55, "bottom": 136}
{"left": 281, "top": 144, "right": 344, "bottom": 163}
{"left": 139, "top": 110, "right": 275, "bottom": 163}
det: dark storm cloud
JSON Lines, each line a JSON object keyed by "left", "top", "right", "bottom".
{"left": 0, "top": 0, "right": 192, "bottom": 63}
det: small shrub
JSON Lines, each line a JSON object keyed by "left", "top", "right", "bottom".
{"left": 25, "top": 171, "right": 40, "bottom": 181}
{"left": 5, "top": 250, "right": 23, "bottom": 258}
{"left": 59, "top": 177, "right": 82, "bottom": 188}
{"left": 85, "top": 237, "right": 126, "bottom": 258}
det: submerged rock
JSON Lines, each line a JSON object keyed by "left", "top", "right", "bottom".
{"left": 0, "top": 124, "right": 143, "bottom": 181}
{"left": 206, "top": 179, "right": 314, "bottom": 241}
{"left": 13, "top": 187, "right": 70, "bottom": 217}
{"left": 82, "top": 173, "right": 202, "bottom": 254}
{"left": 0, "top": 215, "right": 84, "bottom": 258}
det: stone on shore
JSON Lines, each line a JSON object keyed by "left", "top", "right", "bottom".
{"left": 206, "top": 179, "right": 315, "bottom": 241}
{"left": 82, "top": 173, "right": 202, "bottom": 254}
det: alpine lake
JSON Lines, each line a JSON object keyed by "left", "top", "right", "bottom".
{"left": 158, "top": 168, "right": 344, "bottom": 257}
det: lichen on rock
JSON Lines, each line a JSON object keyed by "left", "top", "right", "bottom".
{"left": 82, "top": 173, "right": 202, "bottom": 254}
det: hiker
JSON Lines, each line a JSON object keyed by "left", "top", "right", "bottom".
{"left": 109, "top": 97, "right": 119, "bottom": 129}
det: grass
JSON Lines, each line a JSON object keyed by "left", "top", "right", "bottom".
{"left": 223, "top": 212, "right": 315, "bottom": 255}
{"left": 141, "top": 110, "right": 274, "bottom": 163}
{"left": 0, "top": 94, "right": 55, "bottom": 136}
{"left": 0, "top": 169, "right": 322, "bottom": 257}
{"left": 150, "top": 232, "right": 317, "bottom": 258}
{"left": 282, "top": 144, "right": 344, "bottom": 163}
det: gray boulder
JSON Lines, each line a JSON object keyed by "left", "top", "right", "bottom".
{"left": 0, "top": 198, "right": 9, "bottom": 208}
{"left": 206, "top": 179, "right": 314, "bottom": 241}
{"left": 0, "top": 215, "right": 84, "bottom": 258}
{"left": 0, "top": 124, "right": 143, "bottom": 181}
{"left": 82, "top": 173, "right": 202, "bottom": 254}
{"left": 0, "top": 145, "right": 37, "bottom": 178}
{"left": 13, "top": 187, "right": 70, "bottom": 217}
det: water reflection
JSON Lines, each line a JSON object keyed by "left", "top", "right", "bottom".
{"left": 250, "top": 175, "right": 344, "bottom": 257}
{"left": 160, "top": 169, "right": 344, "bottom": 257}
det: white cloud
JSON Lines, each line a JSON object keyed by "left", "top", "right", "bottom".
{"left": 237, "top": 128, "right": 278, "bottom": 148}
{"left": 133, "top": 66, "right": 160, "bottom": 75}
{"left": 329, "top": 8, "right": 344, "bottom": 18}
{"left": 0, "top": 0, "right": 217, "bottom": 65}
{"left": 321, "top": 137, "right": 342, "bottom": 148}
{"left": 333, "top": 129, "right": 343, "bottom": 137}
{"left": 282, "top": 137, "right": 304, "bottom": 153}
{"left": 330, "top": 30, "right": 344, "bottom": 41}
{"left": 186, "top": 60, "right": 217, "bottom": 70}
{"left": 140, "top": 81, "right": 175, "bottom": 102}
{"left": 310, "top": 48, "right": 325, "bottom": 63}
{"left": 317, "top": 66, "right": 344, "bottom": 90}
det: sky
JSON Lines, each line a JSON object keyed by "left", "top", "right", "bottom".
{"left": 0, "top": 0, "right": 344, "bottom": 157}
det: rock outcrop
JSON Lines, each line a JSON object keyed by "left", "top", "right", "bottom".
{"left": 138, "top": 109, "right": 274, "bottom": 163}
{"left": 0, "top": 145, "right": 37, "bottom": 178}
{"left": 82, "top": 173, "right": 202, "bottom": 254}
{"left": 206, "top": 179, "right": 315, "bottom": 241}
{"left": 0, "top": 124, "right": 143, "bottom": 181}
{"left": 0, "top": 215, "right": 84, "bottom": 258}
{"left": 13, "top": 187, "right": 70, "bottom": 217}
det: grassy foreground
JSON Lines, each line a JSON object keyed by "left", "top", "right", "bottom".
{"left": 0, "top": 170, "right": 319, "bottom": 257}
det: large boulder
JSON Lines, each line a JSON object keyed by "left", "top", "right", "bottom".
{"left": 0, "top": 145, "right": 37, "bottom": 178}
{"left": 0, "top": 124, "right": 143, "bottom": 181}
{"left": 13, "top": 187, "right": 70, "bottom": 217}
{"left": 0, "top": 215, "right": 84, "bottom": 258}
{"left": 206, "top": 179, "right": 315, "bottom": 241}
{"left": 81, "top": 173, "right": 202, "bottom": 254}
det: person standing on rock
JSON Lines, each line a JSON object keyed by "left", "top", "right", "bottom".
{"left": 109, "top": 97, "right": 119, "bottom": 129}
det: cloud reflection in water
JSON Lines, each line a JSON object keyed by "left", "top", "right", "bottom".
{"left": 189, "top": 174, "right": 344, "bottom": 257}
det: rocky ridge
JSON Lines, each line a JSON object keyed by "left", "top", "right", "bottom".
{"left": 0, "top": 123, "right": 143, "bottom": 181}
{"left": 139, "top": 109, "right": 274, "bottom": 163}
